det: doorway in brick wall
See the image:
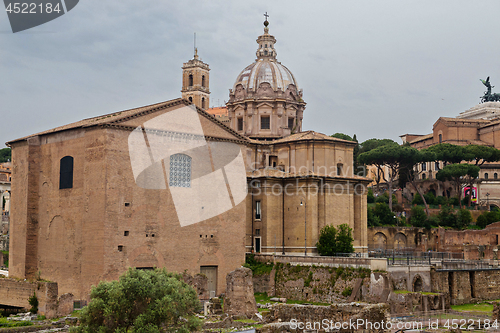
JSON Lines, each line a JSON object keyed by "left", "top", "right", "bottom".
{"left": 201, "top": 266, "right": 217, "bottom": 298}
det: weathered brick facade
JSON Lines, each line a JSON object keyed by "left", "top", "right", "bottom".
{"left": 8, "top": 99, "right": 247, "bottom": 300}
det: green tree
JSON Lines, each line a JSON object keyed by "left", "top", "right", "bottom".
{"left": 436, "top": 164, "right": 480, "bottom": 203}
{"left": 367, "top": 207, "right": 380, "bottom": 227}
{"left": 316, "top": 225, "right": 337, "bottom": 256}
{"left": 409, "top": 206, "right": 427, "bottom": 228}
{"left": 373, "top": 202, "right": 396, "bottom": 225}
{"left": 0, "top": 148, "right": 11, "bottom": 163}
{"left": 336, "top": 224, "right": 355, "bottom": 253}
{"left": 457, "top": 208, "right": 472, "bottom": 230}
{"left": 424, "top": 143, "right": 465, "bottom": 164}
{"left": 438, "top": 205, "right": 457, "bottom": 228}
{"left": 72, "top": 268, "right": 201, "bottom": 333}
{"left": 358, "top": 138, "right": 397, "bottom": 155}
{"left": 367, "top": 188, "right": 375, "bottom": 203}
{"left": 357, "top": 138, "right": 397, "bottom": 189}
{"left": 331, "top": 133, "right": 353, "bottom": 141}
{"left": 316, "top": 224, "right": 354, "bottom": 255}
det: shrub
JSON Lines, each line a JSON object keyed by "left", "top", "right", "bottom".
{"left": 457, "top": 208, "right": 472, "bottom": 230}
{"left": 367, "top": 207, "right": 380, "bottom": 227}
{"left": 342, "top": 286, "right": 353, "bottom": 297}
{"left": 436, "top": 196, "right": 448, "bottom": 206}
{"left": 72, "top": 268, "right": 201, "bottom": 333}
{"left": 409, "top": 206, "right": 427, "bottom": 228}
{"left": 374, "top": 203, "right": 396, "bottom": 225}
{"left": 243, "top": 254, "right": 274, "bottom": 276}
{"left": 316, "top": 224, "right": 354, "bottom": 255}
{"left": 449, "top": 197, "right": 460, "bottom": 206}
{"left": 28, "top": 292, "right": 38, "bottom": 314}
{"left": 424, "top": 192, "right": 436, "bottom": 205}
{"left": 412, "top": 194, "right": 424, "bottom": 205}
{"left": 367, "top": 188, "right": 375, "bottom": 203}
{"left": 438, "top": 205, "right": 457, "bottom": 228}
{"left": 476, "top": 214, "right": 488, "bottom": 229}
{"left": 375, "top": 194, "right": 388, "bottom": 204}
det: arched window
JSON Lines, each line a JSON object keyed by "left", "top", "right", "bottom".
{"left": 439, "top": 134, "right": 442, "bottom": 143}
{"left": 421, "top": 163, "right": 427, "bottom": 171}
{"left": 202, "top": 97, "right": 205, "bottom": 109}
{"left": 188, "top": 96, "right": 193, "bottom": 103}
{"left": 435, "top": 161, "right": 440, "bottom": 170}
{"left": 188, "top": 74, "right": 193, "bottom": 87}
{"left": 422, "top": 173, "right": 426, "bottom": 179}
{"left": 337, "top": 163, "right": 343, "bottom": 176}
{"left": 485, "top": 173, "right": 489, "bottom": 179}
{"left": 495, "top": 173, "right": 498, "bottom": 180}
{"left": 169, "top": 154, "right": 191, "bottom": 188}
{"left": 202, "top": 75, "right": 206, "bottom": 87}
{"left": 59, "top": 156, "right": 74, "bottom": 189}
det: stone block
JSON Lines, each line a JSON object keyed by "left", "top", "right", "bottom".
{"left": 224, "top": 267, "right": 258, "bottom": 317}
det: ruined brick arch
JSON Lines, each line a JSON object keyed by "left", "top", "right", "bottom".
{"left": 394, "top": 232, "right": 407, "bottom": 250}
{"left": 373, "top": 232, "right": 387, "bottom": 250}
{"left": 413, "top": 274, "right": 423, "bottom": 292}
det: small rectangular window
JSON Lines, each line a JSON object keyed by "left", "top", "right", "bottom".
{"left": 238, "top": 117, "right": 243, "bottom": 131}
{"left": 261, "top": 116, "right": 270, "bottom": 130}
{"left": 288, "top": 117, "right": 294, "bottom": 129}
{"left": 255, "top": 201, "right": 261, "bottom": 220}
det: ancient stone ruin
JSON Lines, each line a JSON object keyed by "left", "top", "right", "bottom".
{"left": 224, "top": 267, "right": 258, "bottom": 318}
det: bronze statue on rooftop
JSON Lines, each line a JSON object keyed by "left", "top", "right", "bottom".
{"left": 480, "top": 77, "right": 500, "bottom": 102}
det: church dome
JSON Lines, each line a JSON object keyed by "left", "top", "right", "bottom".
{"left": 233, "top": 60, "right": 298, "bottom": 92}
{"left": 232, "top": 20, "right": 300, "bottom": 97}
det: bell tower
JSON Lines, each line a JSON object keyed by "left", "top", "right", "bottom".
{"left": 181, "top": 48, "right": 210, "bottom": 110}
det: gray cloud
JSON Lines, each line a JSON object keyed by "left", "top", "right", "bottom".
{"left": 1, "top": 0, "right": 500, "bottom": 147}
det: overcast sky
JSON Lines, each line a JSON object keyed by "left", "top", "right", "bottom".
{"left": 1, "top": 0, "right": 500, "bottom": 148}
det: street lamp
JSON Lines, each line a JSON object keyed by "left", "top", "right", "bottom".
{"left": 300, "top": 199, "right": 307, "bottom": 256}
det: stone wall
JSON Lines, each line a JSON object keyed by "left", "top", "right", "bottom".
{"left": 387, "top": 266, "right": 431, "bottom": 292}
{"left": 431, "top": 269, "right": 500, "bottom": 305}
{"left": 273, "top": 263, "right": 372, "bottom": 303}
{"left": 0, "top": 278, "right": 73, "bottom": 319}
{"left": 369, "top": 227, "right": 439, "bottom": 252}
{"left": 267, "top": 303, "right": 389, "bottom": 333}
{"left": 387, "top": 291, "right": 449, "bottom": 314}
{"left": 253, "top": 273, "right": 271, "bottom": 294}
{"left": 182, "top": 272, "right": 209, "bottom": 300}
{"left": 224, "top": 267, "right": 258, "bottom": 318}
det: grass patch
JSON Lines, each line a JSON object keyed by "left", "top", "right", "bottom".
{"left": 254, "top": 293, "right": 330, "bottom": 306}
{"left": 243, "top": 254, "right": 274, "bottom": 276}
{"left": 234, "top": 319, "right": 257, "bottom": 323}
{"left": 451, "top": 303, "right": 493, "bottom": 314}
{"left": 254, "top": 292, "right": 271, "bottom": 304}
{"left": 1, "top": 251, "right": 8, "bottom": 268}
{"left": 0, "top": 317, "right": 33, "bottom": 328}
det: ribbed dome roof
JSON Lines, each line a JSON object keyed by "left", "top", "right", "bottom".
{"left": 232, "top": 20, "right": 299, "bottom": 93}
{"left": 233, "top": 59, "right": 298, "bottom": 92}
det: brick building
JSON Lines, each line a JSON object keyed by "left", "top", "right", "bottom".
{"left": 401, "top": 102, "right": 500, "bottom": 207}
{"left": 6, "top": 19, "right": 369, "bottom": 302}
